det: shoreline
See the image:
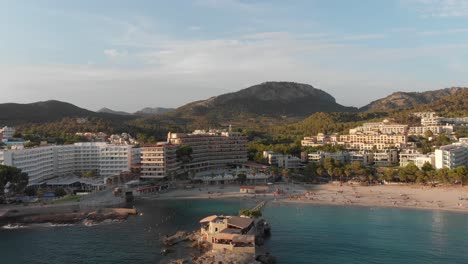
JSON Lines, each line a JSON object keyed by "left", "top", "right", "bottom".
{"left": 4, "top": 182, "right": 468, "bottom": 226}
{"left": 277, "top": 183, "right": 468, "bottom": 214}
{"left": 142, "top": 183, "right": 468, "bottom": 214}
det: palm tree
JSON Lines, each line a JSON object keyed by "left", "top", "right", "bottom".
{"left": 344, "top": 165, "right": 353, "bottom": 182}
{"left": 282, "top": 169, "right": 290, "bottom": 184}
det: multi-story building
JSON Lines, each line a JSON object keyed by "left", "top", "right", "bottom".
{"left": 263, "top": 151, "right": 303, "bottom": 169}
{"left": 348, "top": 151, "right": 374, "bottom": 165}
{"left": 339, "top": 134, "right": 407, "bottom": 150}
{"left": 399, "top": 150, "right": 435, "bottom": 168}
{"left": 98, "top": 144, "right": 132, "bottom": 177}
{"left": 301, "top": 137, "right": 318, "bottom": 147}
{"left": 305, "top": 151, "right": 349, "bottom": 164}
{"left": 421, "top": 117, "right": 443, "bottom": 126}
{"left": 414, "top": 155, "right": 435, "bottom": 169}
{"left": 1, "top": 146, "right": 56, "bottom": 183}
{"left": 352, "top": 121, "right": 408, "bottom": 135}
{"left": 168, "top": 130, "right": 247, "bottom": 173}
{"left": 0, "top": 126, "right": 16, "bottom": 140}
{"left": 301, "top": 134, "right": 338, "bottom": 147}
{"left": 372, "top": 150, "right": 399, "bottom": 166}
{"left": 140, "top": 143, "right": 180, "bottom": 179}
{"left": 408, "top": 125, "right": 453, "bottom": 136}
{"left": 435, "top": 143, "right": 468, "bottom": 169}
{"left": 1, "top": 142, "right": 132, "bottom": 184}
{"left": 441, "top": 117, "right": 468, "bottom": 126}
{"left": 413, "top": 112, "right": 437, "bottom": 119}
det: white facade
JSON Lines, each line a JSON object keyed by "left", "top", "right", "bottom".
{"left": 435, "top": 143, "right": 468, "bottom": 169}
{"left": 0, "top": 126, "right": 16, "bottom": 140}
{"left": 1, "top": 142, "right": 132, "bottom": 184}
{"left": 399, "top": 150, "right": 435, "bottom": 168}
{"left": 263, "top": 151, "right": 303, "bottom": 169}
{"left": 2, "top": 146, "right": 56, "bottom": 183}
{"left": 408, "top": 125, "right": 453, "bottom": 135}
{"left": 306, "top": 151, "right": 349, "bottom": 164}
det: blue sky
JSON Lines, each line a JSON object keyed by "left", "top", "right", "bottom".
{"left": 1, "top": 0, "right": 468, "bottom": 112}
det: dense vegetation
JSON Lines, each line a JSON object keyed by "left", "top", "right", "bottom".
{"left": 4, "top": 87, "right": 467, "bottom": 148}
{"left": 0, "top": 165, "right": 29, "bottom": 199}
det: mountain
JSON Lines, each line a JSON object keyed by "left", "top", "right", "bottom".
{"left": 361, "top": 87, "right": 465, "bottom": 112}
{"left": 414, "top": 88, "right": 468, "bottom": 116}
{"left": 173, "top": 82, "right": 357, "bottom": 119}
{"left": 135, "top": 107, "right": 175, "bottom": 115}
{"left": 98, "top": 107, "right": 132, "bottom": 116}
{"left": 0, "top": 100, "right": 132, "bottom": 125}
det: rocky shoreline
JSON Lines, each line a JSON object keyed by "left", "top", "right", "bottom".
{"left": 0, "top": 207, "right": 137, "bottom": 226}
{"left": 163, "top": 218, "right": 276, "bottom": 264}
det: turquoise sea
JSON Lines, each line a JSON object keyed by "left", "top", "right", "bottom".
{"left": 1, "top": 199, "right": 468, "bottom": 263}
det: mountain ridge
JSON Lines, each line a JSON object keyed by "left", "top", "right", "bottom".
{"left": 172, "top": 82, "right": 357, "bottom": 120}
{"left": 361, "top": 87, "right": 466, "bottom": 111}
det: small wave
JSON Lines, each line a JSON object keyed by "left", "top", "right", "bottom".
{"left": 29, "top": 223, "right": 75, "bottom": 228}
{"left": 2, "top": 224, "right": 26, "bottom": 229}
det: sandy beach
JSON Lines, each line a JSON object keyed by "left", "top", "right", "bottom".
{"left": 144, "top": 185, "right": 274, "bottom": 200}
{"left": 146, "top": 183, "right": 468, "bottom": 213}
{"left": 279, "top": 183, "right": 468, "bottom": 213}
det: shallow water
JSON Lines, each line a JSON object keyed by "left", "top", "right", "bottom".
{"left": 1, "top": 199, "right": 468, "bottom": 264}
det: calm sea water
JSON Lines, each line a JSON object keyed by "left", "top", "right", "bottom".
{"left": 1, "top": 199, "right": 468, "bottom": 264}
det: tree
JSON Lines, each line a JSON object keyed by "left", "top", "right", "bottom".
{"left": 381, "top": 168, "right": 395, "bottom": 182}
{"left": 344, "top": 165, "right": 353, "bottom": 182}
{"left": 176, "top": 145, "right": 193, "bottom": 163}
{"left": 237, "top": 173, "right": 247, "bottom": 184}
{"left": 449, "top": 166, "right": 468, "bottom": 186}
{"left": 316, "top": 167, "right": 325, "bottom": 178}
{"left": 398, "top": 163, "right": 420, "bottom": 183}
{"left": 333, "top": 167, "right": 344, "bottom": 183}
{"left": 0, "top": 165, "right": 29, "bottom": 197}
{"left": 281, "top": 169, "right": 290, "bottom": 183}
{"left": 303, "top": 163, "right": 318, "bottom": 182}
{"left": 24, "top": 186, "right": 37, "bottom": 196}
{"left": 421, "top": 162, "right": 435, "bottom": 183}
{"left": 54, "top": 187, "right": 67, "bottom": 197}
{"left": 239, "top": 209, "right": 262, "bottom": 218}
{"left": 424, "top": 130, "right": 434, "bottom": 139}
{"left": 36, "top": 187, "right": 44, "bottom": 198}
{"left": 81, "top": 170, "right": 96, "bottom": 178}
{"left": 436, "top": 168, "right": 450, "bottom": 183}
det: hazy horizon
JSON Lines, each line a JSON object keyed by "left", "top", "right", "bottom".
{"left": 2, "top": 0, "right": 468, "bottom": 112}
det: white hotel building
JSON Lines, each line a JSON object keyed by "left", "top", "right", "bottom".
{"left": 435, "top": 143, "right": 468, "bottom": 170}
{"left": 0, "top": 142, "right": 132, "bottom": 184}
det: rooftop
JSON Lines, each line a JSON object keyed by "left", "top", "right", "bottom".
{"left": 227, "top": 216, "right": 254, "bottom": 229}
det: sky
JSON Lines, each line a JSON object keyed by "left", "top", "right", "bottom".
{"left": 1, "top": 0, "right": 468, "bottom": 112}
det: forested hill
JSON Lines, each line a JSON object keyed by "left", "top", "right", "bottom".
{"left": 361, "top": 87, "right": 465, "bottom": 112}
{"left": 172, "top": 82, "right": 357, "bottom": 119}
{"left": 0, "top": 100, "right": 133, "bottom": 125}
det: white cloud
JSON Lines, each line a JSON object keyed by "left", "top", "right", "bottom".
{"left": 404, "top": 0, "right": 468, "bottom": 17}
{"left": 104, "top": 48, "right": 127, "bottom": 59}
{"left": 188, "top": 26, "right": 202, "bottom": 31}
{"left": 3, "top": 29, "right": 467, "bottom": 111}
{"left": 418, "top": 28, "right": 468, "bottom": 35}
{"left": 342, "top": 34, "right": 386, "bottom": 41}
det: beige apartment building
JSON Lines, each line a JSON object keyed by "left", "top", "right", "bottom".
{"left": 140, "top": 143, "right": 179, "bottom": 179}
{"left": 168, "top": 130, "right": 248, "bottom": 173}
{"left": 339, "top": 134, "right": 407, "bottom": 150}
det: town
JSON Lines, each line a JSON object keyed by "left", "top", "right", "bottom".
{"left": 0, "top": 110, "right": 467, "bottom": 205}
